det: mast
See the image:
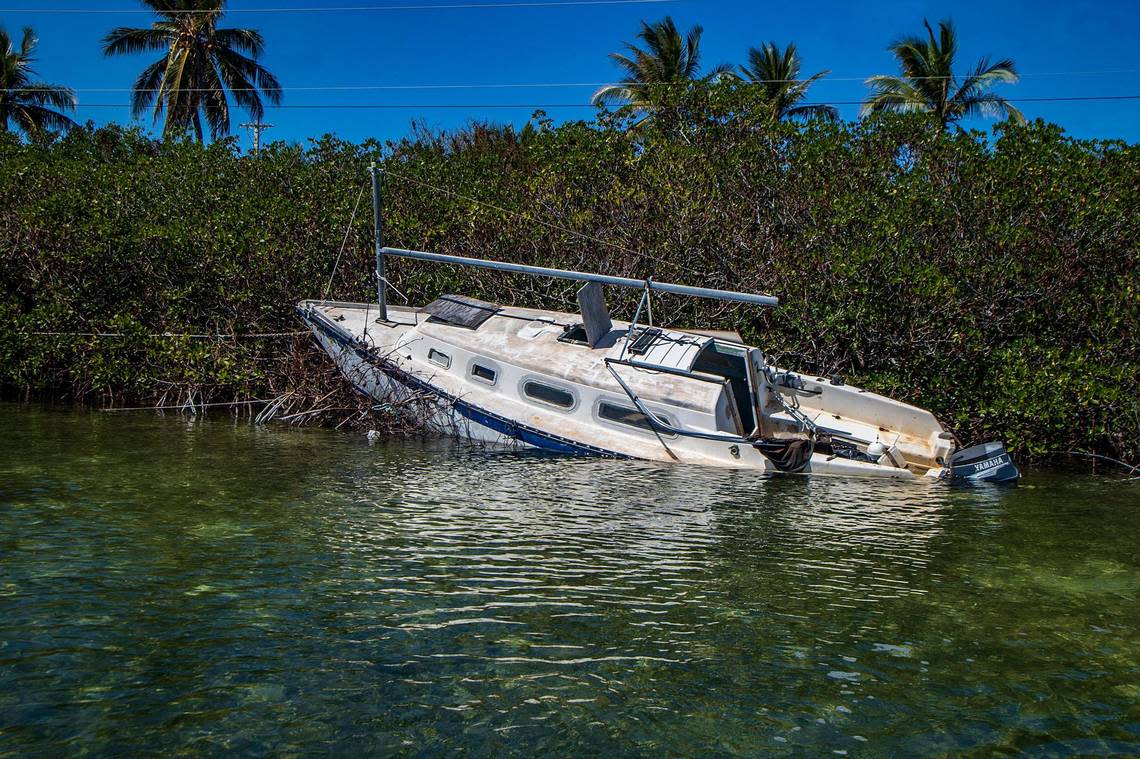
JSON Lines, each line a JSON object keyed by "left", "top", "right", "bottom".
{"left": 380, "top": 246, "right": 778, "bottom": 308}
{"left": 370, "top": 163, "right": 388, "bottom": 321}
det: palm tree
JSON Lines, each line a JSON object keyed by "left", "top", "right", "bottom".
{"left": 737, "top": 41, "right": 836, "bottom": 121}
{"left": 0, "top": 26, "right": 77, "bottom": 138}
{"left": 862, "top": 18, "right": 1023, "bottom": 128}
{"left": 102, "top": 0, "right": 282, "bottom": 142}
{"left": 591, "top": 16, "right": 731, "bottom": 112}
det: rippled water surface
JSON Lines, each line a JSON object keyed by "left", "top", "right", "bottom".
{"left": 1, "top": 404, "right": 1138, "bottom": 756}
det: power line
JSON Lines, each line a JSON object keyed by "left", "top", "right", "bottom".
{"left": 0, "top": 0, "right": 676, "bottom": 12}
{"left": 7, "top": 69, "right": 1140, "bottom": 94}
{"left": 21, "top": 331, "right": 306, "bottom": 338}
{"left": 78, "top": 102, "right": 597, "bottom": 108}
{"left": 68, "top": 95, "right": 1140, "bottom": 109}
{"left": 7, "top": 83, "right": 610, "bottom": 93}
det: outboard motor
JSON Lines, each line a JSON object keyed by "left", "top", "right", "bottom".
{"left": 948, "top": 441, "right": 1020, "bottom": 483}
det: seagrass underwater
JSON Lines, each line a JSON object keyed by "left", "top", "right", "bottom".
{"left": 1, "top": 404, "right": 1137, "bottom": 755}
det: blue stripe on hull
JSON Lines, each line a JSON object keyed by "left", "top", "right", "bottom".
{"left": 300, "top": 308, "right": 628, "bottom": 458}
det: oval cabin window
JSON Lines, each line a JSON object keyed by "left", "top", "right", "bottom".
{"left": 428, "top": 348, "right": 451, "bottom": 369}
{"left": 523, "top": 381, "right": 575, "bottom": 410}
{"left": 597, "top": 401, "right": 673, "bottom": 434}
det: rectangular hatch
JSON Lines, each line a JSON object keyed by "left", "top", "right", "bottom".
{"left": 421, "top": 294, "right": 500, "bottom": 329}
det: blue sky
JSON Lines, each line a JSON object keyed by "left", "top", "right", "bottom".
{"left": 5, "top": 0, "right": 1139, "bottom": 151}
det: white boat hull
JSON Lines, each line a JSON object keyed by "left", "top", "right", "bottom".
{"left": 301, "top": 300, "right": 952, "bottom": 480}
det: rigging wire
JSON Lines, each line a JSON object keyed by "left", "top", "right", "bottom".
{"left": 324, "top": 180, "right": 370, "bottom": 299}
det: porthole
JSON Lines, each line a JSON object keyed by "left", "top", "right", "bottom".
{"left": 597, "top": 401, "right": 675, "bottom": 436}
{"left": 471, "top": 363, "right": 497, "bottom": 385}
{"left": 523, "top": 380, "right": 576, "bottom": 410}
{"left": 428, "top": 348, "right": 451, "bottom": 369}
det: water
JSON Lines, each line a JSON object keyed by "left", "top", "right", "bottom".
{"left": 1, "top": 404, "right": 1137, "bottom": 757}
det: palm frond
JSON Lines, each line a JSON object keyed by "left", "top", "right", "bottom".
{"left": 102, "top": 27, "right": 173, "bottom": 56}
{"left": 704, "top": 61, "right": 734, "bottom": 79}
{"left": 958, "top": 91, "right": 1025, "bottom": 124}
{"left": 212, "top": 27, "right": 266, "bottom": 57}
{"left": 199, "top": 60, "right": 230, "bottom": 139}
{"left": 19, "top": 26, "right": 36, "bottom": 59}
{"left": 952, "top": 55, "right": 1018, "bottom": 106}
{"left": 591, "top": 84, "right": 637, "bottom": 107}
{"left": 9, "top": 102, "right": 75, "bottom": 136}
{"left": 16, "top": 82, "right": 76, "bottom": 110}
{"left": 159, "top": 45, "right": 196, "bottom": 137}
{"left": 861, "top": 75, "right": 927, "bottom": 116}
{"left": 214, "top": 55, "right": 261, "bottom": 118}
{"left": 933, "top": 19, "right": 957, "bottom": 67}
{"left": 131, "top": 57, "right": 167, "bottom": 120}
{"left": 0, "top": 25, "right": 76, "bottom": 137}
{"left": 683, "top": 23, "right": 703, "bottom": 78}
{"left": 787, "top": 103, "right": 838, "bottom": 121}
{"left": 214, "top": 46, "right": 281, "bottom": 104}
{"left": 608, "top": 51, "right": 644, "bottom": 83}
{"left": 741, "top": 40, "right": 829, "bottom": 120}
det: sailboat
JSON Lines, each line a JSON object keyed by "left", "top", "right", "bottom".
{"left": 299, "top": 166, "right": 1019, "bottom": 482}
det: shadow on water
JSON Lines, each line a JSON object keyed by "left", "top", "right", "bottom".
{"left": 0, "top": 404, "right": 1137, "bottom": 756}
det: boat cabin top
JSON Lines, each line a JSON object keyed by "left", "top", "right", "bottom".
{"left": 411, "top": 295, "right": 762, "bottom": 437}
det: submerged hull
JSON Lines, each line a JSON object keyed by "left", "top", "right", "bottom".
{"left": 299, "top": 299, "right": 1019, "bottom": 482}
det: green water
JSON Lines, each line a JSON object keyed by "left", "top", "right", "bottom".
{"left": 1, "top": 404, "right": 1137, "bottom": 757}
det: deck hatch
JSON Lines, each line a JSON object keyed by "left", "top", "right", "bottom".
{"left": 627, "top": 327, "right": 663, "bottom": 355}
{"left": 558, "top": 324, "right": 590, "bottom": 346}
{"left": 422, "top": 294, "right": 500, "bottom": 329}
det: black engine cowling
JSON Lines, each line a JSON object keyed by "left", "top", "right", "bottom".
{"left": 948, "top": 442, "right": 1020, "bottom": 483}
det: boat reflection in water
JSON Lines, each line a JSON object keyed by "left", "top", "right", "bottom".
{"left": 320, "top": 443, "right": 1013, "bottom": 645}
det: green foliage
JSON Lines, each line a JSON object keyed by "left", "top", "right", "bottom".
{"left": 1, "top": 101, "right": 1136, "bottom": 461}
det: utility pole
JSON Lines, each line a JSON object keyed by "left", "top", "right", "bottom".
{"left": 240, "top": 118, "right": 273, "bottom": 156}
